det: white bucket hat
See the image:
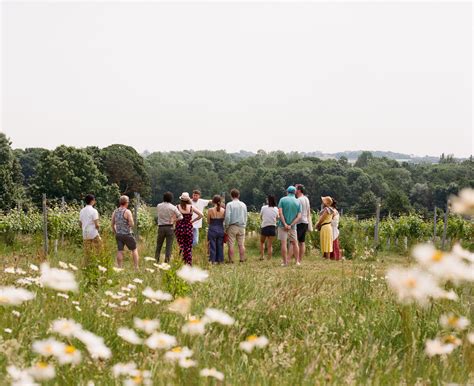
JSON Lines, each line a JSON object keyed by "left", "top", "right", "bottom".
{"left": 179, "top": 192, "right": 192, "bottom": 203}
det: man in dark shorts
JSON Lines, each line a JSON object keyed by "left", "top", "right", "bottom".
{"left": 111, "top": 195, "right": 140, "bottom": 269}
{"left": 295, "top": 184, "right": 311, "bottom": 264}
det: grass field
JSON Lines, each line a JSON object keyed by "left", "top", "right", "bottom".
{"left": 0, "top": 233, "right": 473, "bottom": 385}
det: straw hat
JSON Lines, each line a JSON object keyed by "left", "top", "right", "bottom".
{"left": 179, "top": 192, "right": 192, "bottom": 203}
{"left": 321, "top": 196, "right": 333, "bottom": 206}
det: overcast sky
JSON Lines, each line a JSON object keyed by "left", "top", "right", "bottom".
{"left": 1, "top": 1, "right": 472, "bottom": 156}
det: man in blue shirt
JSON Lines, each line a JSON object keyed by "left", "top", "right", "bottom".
{"left": 225, "top": 189, "right": 248, "bottom": 263}
{"left": 278, "top": 186, "right": 302, "bottom": 266}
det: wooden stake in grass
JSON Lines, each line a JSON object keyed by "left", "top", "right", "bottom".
{"left": 42, "top": 193, "right": 48, "bottom": 256}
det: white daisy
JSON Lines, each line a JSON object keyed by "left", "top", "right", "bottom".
{"left": 200, "top": 368, "right": 224, "bottom": 381}
{"left": 73, "top": 330, "right": 111, "bottom": 360}
{"left": 440, "top": 314, "right": 470, "bottom": 331}
{"left": 57, "top": 345, "right": 82, "bottom": 365}
{"left": 57, "top": 293, "right": 69, "bottom": 299}
{"left": 28, "top": 362, "right": 56, "bottom": 381}
{"left": 204, "top": 308, "right": 235, "bottom": 326}
{"left": 51, "top": 318, "right": 83, "bottom": 338}
{"left": 40, "top": 263, "right": 78, "bottom": 292}
{"left": 450, "top": 188, "right": 474, "bottom": 215}
{"left": 7, "top": 365, "right": 38, "bottom": 386}
{"left": 98, "top": 265, "right": 107, "bottom": 273}
{"left": 142, "top": 287, "right": 173, "bottom": 301}
{"left": 112, "top": 361, "right": 138, "bottom": 378}
{"left": 117, "top": 327, "right": 143, "bottom": 345}
{"left": 144, "top": 257, "right": 155, "bottom": 262}
{"left": 12, "top": 310, "right": 21, "bottom": 317}
{"left": 144, "top": 332, "right": 176, "bottom": 350}
{"left": 133, "top": 317, "right": 160, "bottom": 334}
{"left": 133, "top": 278, "right": 143, "bottom": 284}
{"left": 32, "top": 338, "right": 65, "bottom": 357}
{"left": 29, "top": 264, "right": 39, "bottom": 272}
{"left": 164, "top": 346, "right": 193, "bottom": 362}
{"left": 177, "top": 266, "right": 208, "bottom": 283}
{"left": 68, "top": 264, "right": 78, "bottom": 271}
{"left": 0, "top": 286, "right": 35, "bottom": 306}
{"left": 178, "top": 358, "right": 197, "bottom": 368}
{"left": 167, "top": 297, "right": 191, "bottom": 316}
{"left": 425, "top": 337, "right": 459, "bottom": 357}
{"left": 4, "top": 328, "right": 12, "bottom": 333}
{"left": 181, "top": 317, "right": 207, "bottom": 336}
{"left": 239, "top": 335, "right": 269, "bottom": 353}
{"left": 145, "top": 268, "right": 155, "bottom": 273}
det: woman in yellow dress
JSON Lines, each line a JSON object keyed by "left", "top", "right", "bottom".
{"left": 316, "top": 196, "right": 334, "bottom": 259}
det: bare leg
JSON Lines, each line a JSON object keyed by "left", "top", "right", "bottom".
{"left": 292, "top": 241, "right": 300, "bottom": 264}
{"left": 131, "top": 249, "right": 139, "bottom": 269}
{"left": 228, "top": 243, "right": 235, "bottom": 263}
{"left": 267, "top": 237, "right": 274, "bottom": 259}
{"left": 238, "top": 239, "right": 246, "bottom": 262}
{"left": 116, "top": 251, "right": 124, "bottom": 268}
{"left": 288, "top": 242, "right": 293, "bottom": 262}
{"left": 298, "top": 242, "right": 305, "bottom": 263}
{"left": 281, "top": 241, "right": 288, "bottom": 265}
{"left": 259, "top": 235, "right": 266, "bottom": 260}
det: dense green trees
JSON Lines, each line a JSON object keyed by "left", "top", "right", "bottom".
{"left": 1, "top": 133, "right": 472, "bottom": 217}
{"left": 0, "top": 133, "right": 24, "bottom": 211}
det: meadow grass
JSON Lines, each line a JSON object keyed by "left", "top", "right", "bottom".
{"left": 0, "top": 233, "right": 472, "bottom": 385}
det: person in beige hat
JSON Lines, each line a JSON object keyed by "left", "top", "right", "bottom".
{"left": 316, "top": 196, "right": 334, "bottom": 259}
{"left": 175, "top": 192, "right": 203, "bottom": 264}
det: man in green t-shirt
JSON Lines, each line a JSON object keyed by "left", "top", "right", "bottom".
{"left": 278, "top": 186, "right": 302, "bottom": 266}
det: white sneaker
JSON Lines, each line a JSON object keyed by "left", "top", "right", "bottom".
{"left": 281, "top": 263, "right": 288, "bottom": 267}
{"left": 296, "top": 262, "right": 301, "bottom": 266}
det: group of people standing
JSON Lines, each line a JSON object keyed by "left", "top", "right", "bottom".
{"left": 78, "top": 186, "right": 342, "bottom": 269}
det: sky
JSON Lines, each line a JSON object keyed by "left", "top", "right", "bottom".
{"left": 1, "top": 1, "right": 472, "bottom": 157}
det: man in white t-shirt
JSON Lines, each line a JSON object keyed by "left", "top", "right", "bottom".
{"left": 295, "top": 184, "right": 311, "bottom": 264}
{"left": 191, "top": 190, "right": 212, "bottom": 246}
{"left": 79, "top": 194, "right": 101, "bottom": 261}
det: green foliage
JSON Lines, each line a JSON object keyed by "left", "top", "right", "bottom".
{"left": 161, "top": 261, "right": 191, "bottom": 297}
{"left": 0, "top": 133, "right": 24, "bottom": 212}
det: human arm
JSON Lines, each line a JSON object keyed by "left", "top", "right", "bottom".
{"left": 172, "top": 205, "right": 184, "bottom": 223}
{"left": 224, "top": 203, "right": 231, "bottom": 228}
{"left": 278, "top": 207, "right": 288, "bottom": 229}
{"left": 93, "top": 210, "right": 100, "bottom": 230}
{"left": 125, "top": 209, "right": 135, "bottom": 228}
{"left": 111, "top": 211, "right": 116, "bottom": 233}
{"left": 191, "top": 206, "right": 203, "bottom": 224}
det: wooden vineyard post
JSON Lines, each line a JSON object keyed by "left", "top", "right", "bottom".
{"left": 60, "top": 196, "right": 65, "bottom": 246}
{"left": 374, "top": 198, "right": 381, "bottom": 248}
{"left": 441, "top": 201, "right": 449, "bottom": 250}
{"left": 432, "top": 206, "right": 437, "bottom": 243}
{"left": 134, "top": 192, "right": 140, "bottom": 239}
{"left": 42, "top": 193, "right": 49, "bottom": 256}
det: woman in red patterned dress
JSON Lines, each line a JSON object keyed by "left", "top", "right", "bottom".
{"left": 175, "top": 192, "right": 203, "bottom": 265}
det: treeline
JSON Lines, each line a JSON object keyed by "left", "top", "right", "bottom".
{"left": 1, "top": 133, "right": 473, "bottom": 217}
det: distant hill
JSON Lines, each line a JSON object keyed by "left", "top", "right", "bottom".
{"left": 302, "top": 150, "right": 441, "bottom": 163}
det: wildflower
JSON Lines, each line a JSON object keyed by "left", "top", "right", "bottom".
{"left": 133, "top": 278, "right": 143, "bottom": 284}
{"left": 57, "top": 293, "right": 69, "bottom": 299}
{"left": 40, "top": 263, "right": 78, "bottom": 292}
{"left": 119, "top": 301, "right": 131, "bottom": 307}
{"left": 68, "top": 263, "right": 78, "bottom": 271}
{"left": 239, "top": 335, "right": 269, "bottom": 353}
{"left": 51, "top": 318, "right": 83, "bottom": 338}
{"left": 200, "top": 368, "right": 224, "bottom": 381}
{"left": 181, "top": 317, "right": 207, "bottom": 336}
{"left": 145, "top": 268, "right": 155, "bottom": 273}
{"left": 12, "top": 310, "right": 20, "bottom": 317}
{"left": 157, "top": 263, "right": 171, "bottom": 271}
{"left": 28, "top": 362, "right": 56, "bottom": 381}
{"left": 0, "top": 286, "right": 35, "bottom": 306}
{"left": 128, "top": 297, "right": 138, "bottom": 303}
{"left": 145, "top": 332, "right": 176, "bottom": 350}
{"left": 118, "top": 328, "right": 143, "bottom": 345}
{"left": 144, "top": 257, "right": 155, "bottom": 262}
{"left": 127, "top": 284, "right": 137, "bottom": 290}
{"left": 425, "top": 337, "right": 458, "bottom": 357}
{"left": 386, "top": 267, "right": 449, "bottom": 306}
{"left": 168, "top": 297, "right": 191, "bottom": 316}
{"left": 440, "top": 314, "right": 470, "bottom": 331}
{"left": 123, "top": 370, "right": 152, "bottom": 386}
{"left": 57, "top": 345, "right": 82, "bottom": 365}
{"left": 177, "top": 266, "right": 208, "bottom": 283}
{"left": 121, "top": 287, "right": 132, "bottom": 293}
{"left": 32, "top": 338, "right": 65, "bottom": 357}
{"left": 58, "top": 261, "right": 69, "bottom": 269}
{"left": 452, "top": 243, "right": 474, "bottom": 263}
{"left": 164, "top": 346, "right": 193, "bottom": 362}
{"left": 5, "top": 267, "right": 26, "bottom": 274}
{"left": 98, "top": 265, "right": 107, "bottom": 273}
{"left": 72, "top": 301, "right": 80, "bottom": 305}
{"left": 133, "top": 317, "right": 160, "bottom": 334}
{"left": 73, "top": 330, "right": 111, "bottom": 360}
{"left": 112, "top": 362, "right": 137, "bottom": 377}
{"left": 108, "top": 303, "right": 119, "bottom": 308}
{"left": 467, "top": 332, "right": 474, "bottom": 344}
{"left": 75, "top": 306, "right": 82, "bottom": 312}
{"left": 204, "top": 308, "right": 235, "bottom": 326}
{"left": 100, "top": 311, "right": 111, "bottom": 318}
{"left": 412, "top": 244, "right": 471, "bottom": 284}
{"left": 5, "top": 328, "right": 12, "bottom": 333}
{"left": 178, "top": 358, "right": 197, "bottom": 368}
{"left": 142, "top": 287, "right": 172, "bottom": 301}
{"left": 450, "top": 187, "right": 474, "bottom": 215}
{"left": 113, "top": 267, "right": 124, "bottom": 273}
{"left": 7, "top": 365, "right": 38, "bottom": 385}
{"left": 29, "top": 264, "right": 39, "bottom": 271}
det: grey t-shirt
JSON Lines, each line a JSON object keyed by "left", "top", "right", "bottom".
{"left": 298, "top": 195, "right": 310, "bottom": 224}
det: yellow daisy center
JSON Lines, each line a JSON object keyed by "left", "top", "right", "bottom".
{"left": 447, "top": 316, "right": 459, "bottom": 326}
{"left": 132, "top": 375, "right": 143, "bottom": 384}
{"left": 444, "top": 335, "right": 457, "bottom": 344}
{"left": 189, "top": 319, "right": 201, "bottom": 324}
{"left": 65, "top": 345, "right": 76, "bottom": 354}
{"left": 0, "top": 296, "right": 8, "bottom": 303}
{"left": 405, "top": 278, "right": 417, "bottom": 289}
{"left": 431, "top": 251, "right": 444, "bottom": 262}
{"left": 45, "top": 345, "right": 54, "bottom": 354}
{"left": 171, "top": 346, "right": 182, "bottom": 353}
{"left": 36, "top": 362, "right": 48, "bottom": 368}
{"left": 247, "top": 335, "right": 258, "bottom": 342}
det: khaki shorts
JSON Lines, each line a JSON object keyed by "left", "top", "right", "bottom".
{"left": 226, "top": 225, "right": 245, "bottom": 246}
{"left": 278, "top": 227, "right": 297, "bottom": 242}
